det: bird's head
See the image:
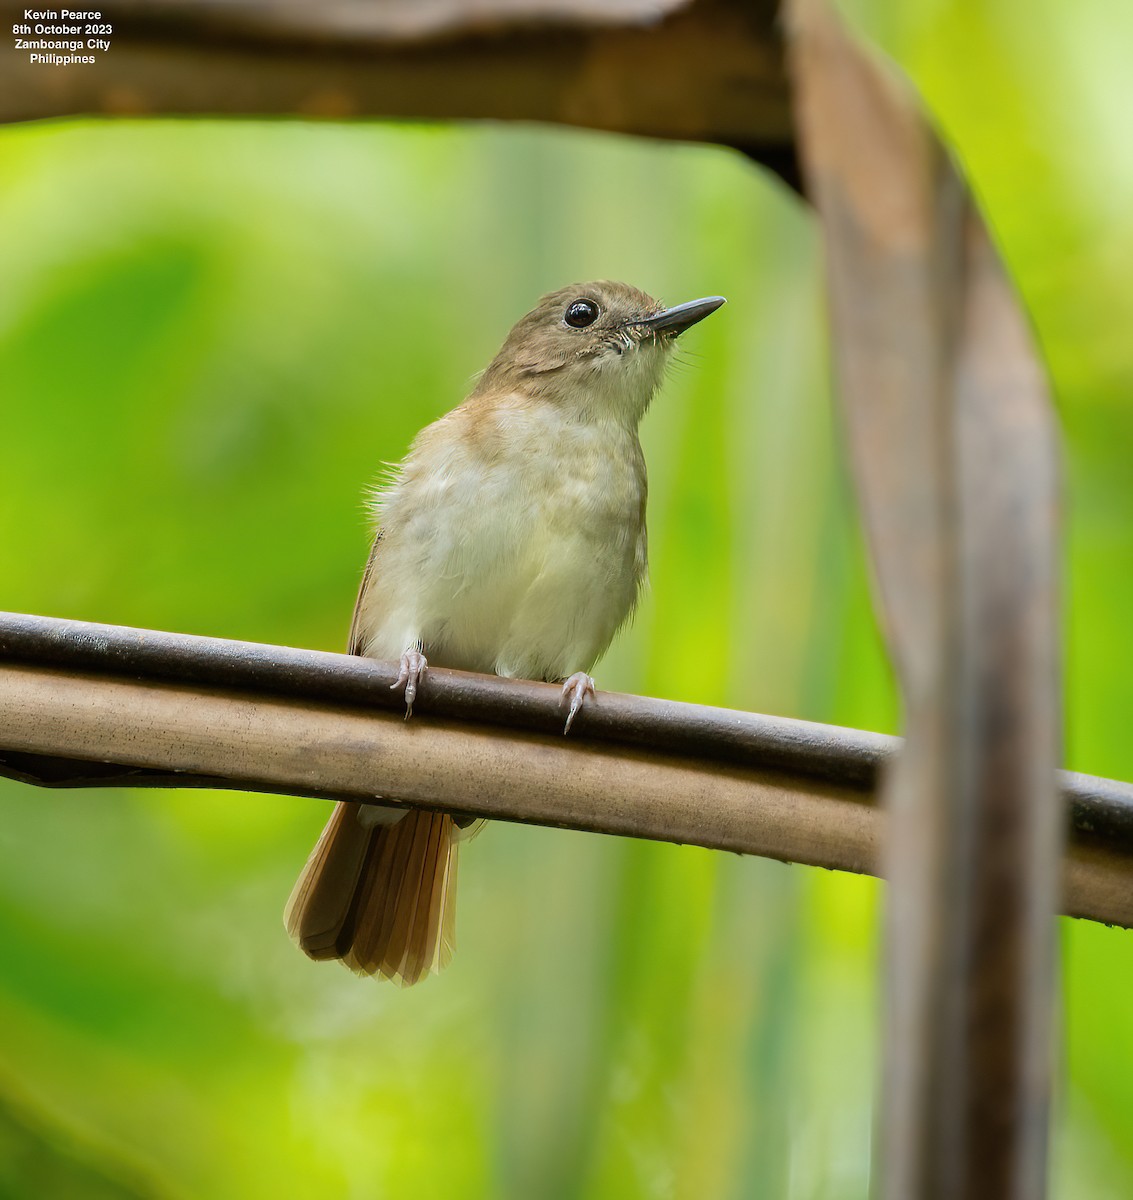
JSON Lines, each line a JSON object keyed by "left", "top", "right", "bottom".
{"left": 474, "top": 281, "right": 725, "bottom": 425}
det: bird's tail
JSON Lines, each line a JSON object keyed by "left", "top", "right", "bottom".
{"left": 285, "top": 803, "right": 458, "bottom": 986}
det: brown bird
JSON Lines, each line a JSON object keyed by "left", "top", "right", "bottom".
{"left": 285, "top": 281, "right": 725, "bottom": 984}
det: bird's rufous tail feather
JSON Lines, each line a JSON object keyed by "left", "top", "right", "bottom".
{"left": 285, "top": 803, "right": 457, "bottom": 986}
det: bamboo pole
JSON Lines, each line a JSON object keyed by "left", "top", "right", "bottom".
{"left": 0, "top": 613, "right": 1129, "bottom": 928}
{"left": 788, "top": 2, "right": 1064, "bottom": 1196}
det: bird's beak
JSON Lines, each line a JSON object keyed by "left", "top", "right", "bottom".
{"left": 635, "top": 295, "right": 726, "bottom": 335}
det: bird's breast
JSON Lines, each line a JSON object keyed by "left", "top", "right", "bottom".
{"left": 355, "top": 400, "right": 648, "bottom": 680}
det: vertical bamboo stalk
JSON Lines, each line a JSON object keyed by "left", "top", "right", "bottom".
{"left": 786, "top": 2, "right": 1063, "bottom": 1196}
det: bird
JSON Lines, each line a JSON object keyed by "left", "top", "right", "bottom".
{"left": 285, "top": 281, "right": 725, "bottom": 985}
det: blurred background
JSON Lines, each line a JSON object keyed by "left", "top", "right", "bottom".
{"left": 1, "top": 1, "right": 1131, "bottom": 1196}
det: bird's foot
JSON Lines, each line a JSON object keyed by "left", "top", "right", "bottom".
{"left": 392, "top": 648, "right": 428, "bottom": 718}
{"left": 560, "top": 672, "right": 596, "bottom": 734}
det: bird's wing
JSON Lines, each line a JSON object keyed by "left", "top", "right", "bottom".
{"left": 347, "top": 528, "right": 384, "bottom": 656}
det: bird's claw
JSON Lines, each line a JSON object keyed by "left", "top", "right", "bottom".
{"left": 392, "top": 648, "right": 428, "bottom": 718}
{"left": 560, "top": 672, "right": 596, "bottom": 734}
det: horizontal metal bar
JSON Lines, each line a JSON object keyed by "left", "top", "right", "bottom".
{"left": 1, "top": 612, "right": 1130, "bottom": 925}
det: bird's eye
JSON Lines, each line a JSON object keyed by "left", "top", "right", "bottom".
{"left": 564, "top": 299, "right": 600, "bottom": 328}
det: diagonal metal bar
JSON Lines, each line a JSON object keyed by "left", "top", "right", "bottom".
{"left": 788, "top": 3, "right": 1063, "bottom": 1198}
{"left": 0, "top": 613, "right": 1125, "bottom": 933}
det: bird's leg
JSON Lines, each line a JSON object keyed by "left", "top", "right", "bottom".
{"left": 560, "top": 672, "right": 596, "bottom": 734}
{"left": 391, "top": 645, "right": 428, "bottom": 718}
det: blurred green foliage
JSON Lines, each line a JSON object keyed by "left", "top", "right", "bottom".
{"left": 0, "top": 1, "right": 1131, "bottom": 1196}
